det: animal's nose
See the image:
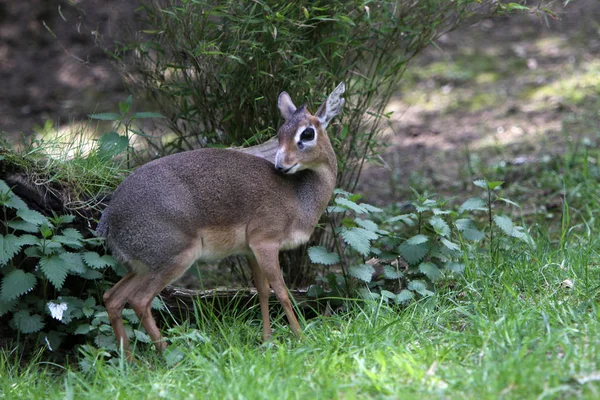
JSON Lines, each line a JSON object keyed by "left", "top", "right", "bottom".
{"left": 275, "top": 163, "right": 284, "bottom": 172}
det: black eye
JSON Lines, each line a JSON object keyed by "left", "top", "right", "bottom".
{"left": 300, "top": 127, "right": 315, "bottom": 142}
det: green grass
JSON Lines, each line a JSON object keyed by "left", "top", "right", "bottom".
{"left": 2, "top": 219, "right": 600, "bottom": 399}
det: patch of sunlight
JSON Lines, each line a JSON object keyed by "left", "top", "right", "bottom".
{"left": 475, "top": 72, "right": 500, "bottom": 85}
{"left": 401, "top": 91, "right": 454, "bottom": 113}
{"left": 524, "top": 60, "right": 600, "bottom": 106}
{"left": 535, "top": 36, "right": 569, "bottom": 56}
{"left": 413, "top": 60, "right": 475, "bottom": 83}
{"left": 37, "top": 120, "right": 100, "bottom": 160}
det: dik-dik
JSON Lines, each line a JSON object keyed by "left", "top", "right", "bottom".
{"left": 97, "top": 83, "right": 345, "bottom": 357}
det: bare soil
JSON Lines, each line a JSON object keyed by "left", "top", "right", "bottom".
{"left": 358, "top": 1, "right": 600, "bottom": 205}
{"left": 0, "top": 0, "right": 134, "bottom": 137}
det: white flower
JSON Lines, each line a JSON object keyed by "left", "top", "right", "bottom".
{"left": 48, "top": 302, "right": 68, "bottom": 321}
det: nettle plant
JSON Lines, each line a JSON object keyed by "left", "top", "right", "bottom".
{"left": 89, "top": 95, "right": 165, "bottom": 166}
{"left": 0, "top": 180, "right": 154, "bottom": 353}
{"left": 308, "top": 179, "right": 534, "bottom": 303}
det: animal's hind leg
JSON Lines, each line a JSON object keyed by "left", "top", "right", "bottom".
{"left": 104, "top": 272, "right": 138, "bottom": 356}
{"left": 126, "top": 265, "right": 190, "bottom": 353}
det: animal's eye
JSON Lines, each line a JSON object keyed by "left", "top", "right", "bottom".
{"left": 300, "top": 127, "right": 315, "bottom": 142}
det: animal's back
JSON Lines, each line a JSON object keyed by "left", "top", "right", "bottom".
{"left": 102, "top": 148, "right": 297, "bottom": 268}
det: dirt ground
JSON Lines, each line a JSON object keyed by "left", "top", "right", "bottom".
{"left": 358, "top": 1, "right": 600, "bottom": 205}
{"left": 0, "top": 0, "right": 133, "bottom": 137}
{"left": 1, "top": 1, "right": 599, "bottom": 206}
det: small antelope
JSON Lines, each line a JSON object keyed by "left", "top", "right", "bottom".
{"left": 97, "top": 83, "right": 345, "bottom": 357}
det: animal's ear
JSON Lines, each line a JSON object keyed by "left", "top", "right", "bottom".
{"left": 316, "top": 82, "right": 345, "bottom": 129}
{"left": 278, "top": 91, "right": 297, "bottom": 121}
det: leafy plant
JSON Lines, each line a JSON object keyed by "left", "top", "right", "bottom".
{"left": 89, "top": 95, "right": 165, "bottom": 166}
{"left": 0, "top": 179, "right": 137, "bottom": 353}
{"left": 309, "top": 180, "right": 534, "bottom": 303}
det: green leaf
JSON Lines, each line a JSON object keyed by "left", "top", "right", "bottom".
{"left": 61, "top": 228, "right": 83, "bottom": 240}
{"left": 119, "top": 96, "right": 132, "bottom": 114}
{"left": 327, "top": 205, "right": 346, "bottom": 213}
{"left": 407, "top": 280, "right": 433, "bottom": 296}
{"left": 487, "top": 181, "right": 504, "bottom": 190}
{"left": 95, "top": 334, "right": 117, "bottom": 351}
{"left": 359, "top": 288, "right": 380, "bottom": 300}
{"left": 24, "top": 246, "right": 42, "bottom": 258}
{"left": 123, "top": 309, "right": 139, "bottom": 323}
{"left": 359, "top": 203, "right": 383, "bottom": 213}
{"left": 8, "top": 220, "right": 39, "bottom": 233}
{"left": 0, "top": 180, "right": 10, "bottom": 194}
{"left": 399, "top": 240, "right": 430, "bottom": 265}
{"left": 386, "top": 214, "right": 416, "bottom": 226}
{"left": 511, "top": 226, "right": 535, "bottom": 246}
{"left": 383, "top": 265, "right": 403, "bottom": 279}
{"left": 340, "top": 227, "right": 377, "bottom": 256}
{"left": 429, "top": 216, "right": 450, "bottom": 238}
{"left": 52, "top": 215, "right": 76, "bottom": 225}
{"left": 445, "top": 262, "right": 465, "bottom": 274}
{"left": 82, "top": 252, "right": 116, "bottom": 269}
{"left": 405, "top": 234, "right": 429, "bottom": 245}
{"left": 498, "top": 197, "right": 520, "bottom": 208}
{"left": 0, "top": 234, "right": 22, "bottom": 266}
{"left": 60, "top": 252, "right": 86, "bottom": 273}
{"left": 134, "top": 330, "right": 152, "bottom": 343}
{"left": 41, "top": 241, "right": 63, "bottom": 255}
{"left": 493, "top": 215, "right": 514, "bottom": 236}
{"left": 348, "top": 264, "right": 375, "bottom": 282}
{"left": 74, "top": 324, "right": 94, "bottom": 335}
{"left": 83, "top": 296, "right": 96, "bottom": 308}
{"left": 1, "top": 270, "right": 36, "bottom": 300}
{"left": 354, "top": 218, "right": 379, "bottom": 232}
{"left": 16, "top": 208, "right": 49, "bottom": 226}
{"left": 0, "top": 298, "right": 17, "bottom": 317}
{"left": 335, "top": 198, "right": 367, "bottom": 214}
{"left": 440, "top": 238, "right": 460, "bottom": 251}
{"left": 97, "top": 132, "right": 129, "bottom": 158}
{"left": 455, "top": 219, "right": 486, "bottom": 242}
{"left": 307, "top": 246, "right": 340, "bottom": 265}
{"left": 4, "top": 195, "right": 28, "bottom": 210}
{"left": 131, "top": 111, "right": 165, "bottom": 119}
{"left": 164, "top": 347, "right": 186, "bottom": 367}
{"left": 80, "top": 269, "right": 103, "bottom": 280}
{"left": 504, "top": 3, "right": 530, "bottom": 11}
{"left": 11, "top": 310, "right": 45, "bottom": 334}
{"left": 16, "top": 234, "right": 39, "bottom": 247}
{"left": 333, "top": 189, "right": 353, "bottom": 198}
{"left": 418, "top": 262, "right": 442, "bottom": 281}
{"left": 459, "top": 197, "right": 487, "bottom": 213}
{"left": 151, "top": 297, "right": 166, "bottom": 311}
{"left": 396, "top": 289, "right": 414, "bottom": 304}
{"left": 52, "top": 234, "right": 83, "bottom": 249}
{"left": 473, "top": 179, "right": 488, "bottom": 189}
{"left": 380, "top": 290, "right": 396, "bottom": 301}
{"left": 39, "top": 256, "right": 70, "bottom": 290}
{"left": 88, "top": 112, "right": 121, "bottom": 121}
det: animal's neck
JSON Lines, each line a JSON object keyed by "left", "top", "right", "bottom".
{"left": 297, "top": 145, "right": 337, "bottom": 226}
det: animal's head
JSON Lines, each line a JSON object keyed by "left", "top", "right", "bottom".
{"left": 275, "top": 83, "right": 345, "bottom": 174}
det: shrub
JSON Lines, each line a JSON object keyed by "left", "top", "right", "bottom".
{"left": 111, "top": 0, "right": 544, "bottom": 283}
{"left": 114, "top": 0, "right": 540, "bottom": 190}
